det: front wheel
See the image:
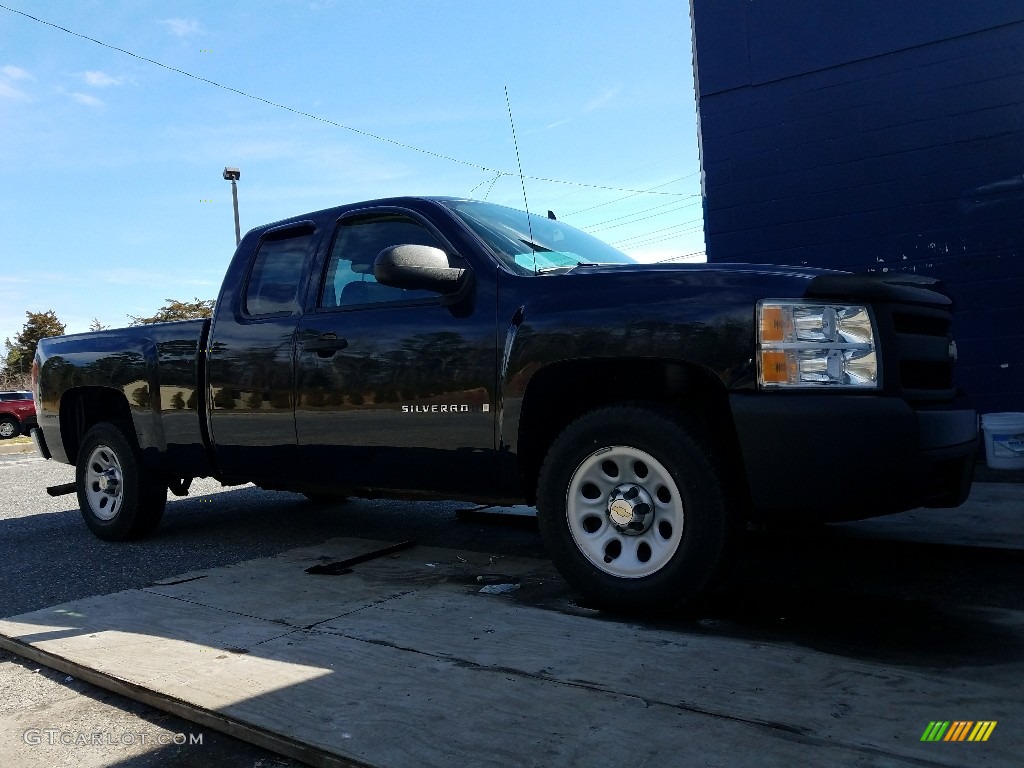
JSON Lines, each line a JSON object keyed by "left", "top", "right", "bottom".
{"left": 536, "top": 405, "right": 736, "bottom": 613}
{"left": 0, "top": 416, "right": 18, "bottom": 439}
{"left": 76, "top": 422, "right": 167, "bottom": 541}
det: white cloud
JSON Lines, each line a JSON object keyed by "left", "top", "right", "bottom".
{"left": 1, "top": 65, "right": 33, "bottom": 81}
{"left": 160, "top": 18, "right": 204, "bottom": 38}
{"left": 584, "top": 86, "right": 623, "bottom": 113}
{"left": 71, "top": 92, "right": 104, "bottom": 107}
{"left": 0, "top": 81, "right": 29, "bottom": 101}
{"left": 83, "top": 71, "right": 123, "bottom": 87}
{"left": 0, "top": 65, "right": 32, "bottom": 100}
{"left": 541, "top": 86, "right": 624, "bottom": 132}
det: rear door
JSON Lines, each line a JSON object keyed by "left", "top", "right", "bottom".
{"left": 295, "top": 206, "right": 497, "bottom": 496}
{"left": 207, "top": 222, "right": 320, "bottom": 483}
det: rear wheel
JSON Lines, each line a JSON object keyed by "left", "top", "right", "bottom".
{"left": 76, "top": 422, "right": 167, "bottom": 541}
{"left": 536, "top": 405, "right": 736, "bottom": 612}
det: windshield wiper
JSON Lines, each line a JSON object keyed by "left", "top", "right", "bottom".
{"left": 535, "top": 261, "right": 605, "bottom": 274}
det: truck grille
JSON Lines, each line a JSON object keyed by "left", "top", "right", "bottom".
{"left": 804, "top": 272, "right": 960, "bottom": 403}
{"left": 881, "top": 304, "right": 956, "bottom": 402}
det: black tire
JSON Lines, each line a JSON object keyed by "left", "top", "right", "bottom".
{"left": 0, "top": 416, "right": 18, "bottom": 440}
{"left": 536, "top": 405, "right": 736, "bottom": 613}
{"left": 76, "top": 422, "right": 167, "bottom": 541}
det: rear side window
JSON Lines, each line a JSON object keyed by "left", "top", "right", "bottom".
{"left": 244, "top": 228, "right": 315, "bottom": 316}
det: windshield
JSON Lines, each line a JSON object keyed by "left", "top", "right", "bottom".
{"left": 443, "top": 200, "right": 638, "bottom": 274}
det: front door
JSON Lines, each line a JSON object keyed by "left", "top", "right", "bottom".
{"left": 295, "top": 208, "right": 496, "bottom": 496}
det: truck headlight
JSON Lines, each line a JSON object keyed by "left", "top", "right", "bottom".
{"left": 757, "top": 301, "right": 879, "bottom": 389}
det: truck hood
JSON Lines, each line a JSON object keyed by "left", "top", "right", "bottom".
{"left": 560, "top": 262, "right": 951, "bottom": 306}
{"left": 563, "top": 261, "right": 837, "bottom": 281}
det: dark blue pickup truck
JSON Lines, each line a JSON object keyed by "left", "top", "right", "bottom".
{"left": 32, "top": 197, "right": 978, "bottom": 610}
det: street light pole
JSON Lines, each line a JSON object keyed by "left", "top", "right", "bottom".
{"left": 222, "top": 167, "right": 241, "bottom": 246}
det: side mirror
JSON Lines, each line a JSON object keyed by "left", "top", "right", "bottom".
{"left": 374, "top": 244, "right": 470, "bottom": 296}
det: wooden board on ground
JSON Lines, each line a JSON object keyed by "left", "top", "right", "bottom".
{"left": 0, "top": 535, "right": 1020, "bottom": 767}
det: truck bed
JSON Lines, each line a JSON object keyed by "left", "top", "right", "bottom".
{"left": 35, "top": 318, "right": 212, "bottom": 477}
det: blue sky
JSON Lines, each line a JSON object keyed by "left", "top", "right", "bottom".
{"left": 0, "top": 0, "right": 704, "bottom": 346}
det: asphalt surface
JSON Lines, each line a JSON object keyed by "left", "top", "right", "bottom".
{"left": 1, "top": 448, "right": 1021, "bottom": 766}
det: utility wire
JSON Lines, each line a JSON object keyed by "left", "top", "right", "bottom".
{"left": 656, "top": 249, "right": 707, "bottom": 262}
{"left": 0, "top": 4, "right": 496, "bottom": 173}
{"left": 546, "top": 156, "right": 697, "bottom": 207}
{"left": 566, "top": 173, "right": 701, "bottom": 218}
{"left": 0, "top": 3, "right": 695, "bottom": 198}
{"left": 612, "top": 219, "right": 704, "bottom": 243}
{"left": 587, "top": 200, "right": 702, "bottom": 233}
{"left": 583, "top": 197, "right": 693, "bottom": 229}
{"left": 611, "top": 222, "right": 704, "bottom": 248}
{"left": 616, "top": 229, "right": 705, "bottom": 250}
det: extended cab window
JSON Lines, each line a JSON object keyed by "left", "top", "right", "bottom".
{"left": 244, "top": 229, "right": 314, "bottom": 316}
{"left": 321, "top": 213, "right": 440, "bottom": 308}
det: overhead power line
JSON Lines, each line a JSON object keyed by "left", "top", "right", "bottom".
{"left": 566, "top": 173, "right": 700, "bottom": 218}
{"left": 586, "top": 199, "right": 702, "bottom": 233}
{"left": 0, "top": 3, "right": 697, "bottom": 198}
{"left": 611, "top": 222, "right": 704, "bottom": 249}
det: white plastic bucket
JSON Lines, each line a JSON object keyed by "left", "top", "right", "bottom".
{"left": 980, "top": 412, "right": 1024, "bottom": 470}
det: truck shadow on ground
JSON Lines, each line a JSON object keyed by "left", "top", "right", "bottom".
{"left": 244, "top": 490, "right": 1024, "bottom": 671}
{"left": 623, "top": 529, "right": 1024, "bottom": 669}
{"left": 7, "top": 483, "right": 1020, "bottom": 673}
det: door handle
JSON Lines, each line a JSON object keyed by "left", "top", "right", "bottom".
{"left": 306, "top": 333, "right": 349, "bottom": 357}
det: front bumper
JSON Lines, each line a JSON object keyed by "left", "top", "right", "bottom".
{"left": 730, "top": 394, "right": 977, "bottom": 522}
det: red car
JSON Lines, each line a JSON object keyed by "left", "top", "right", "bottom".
{"left": 0, "top": 391, "right": 36, "bottom": 439}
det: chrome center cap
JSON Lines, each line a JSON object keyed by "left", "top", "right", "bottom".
{"left": 606, "top": 483, "right": 655, "bottom": 536}
{"left": 98, "top": 468, "right": 120, "bottom": 494}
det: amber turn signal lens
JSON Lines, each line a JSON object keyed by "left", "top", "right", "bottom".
{"left": 759, "top": 350, "right": 791, "bottom": 384}
{"left": 760, "top": 305, "right": 785, "bottom": 342}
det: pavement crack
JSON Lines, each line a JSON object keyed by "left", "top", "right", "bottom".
{"left": 300, "top": 591, "right": 417, "bottom": 630}
{"left": 148, "top": 575, "right": 208, "bottom": 587}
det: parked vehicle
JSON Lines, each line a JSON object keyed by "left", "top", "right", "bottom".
{"left": 31, "top": 197, "right": 978, "bottom": 610}
{"left": 0, "top": 391, "right": 36, "bottom": 439}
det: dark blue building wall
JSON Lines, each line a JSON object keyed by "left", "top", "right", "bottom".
{"left": 690, "top": 0, "right": 1024, "bottom": 413}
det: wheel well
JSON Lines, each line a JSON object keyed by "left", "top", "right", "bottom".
{"left": 517, "top": 358, "right": 748, "bottom": 506}
{"left": 60, "top": 387, "right": 134, "bottom": 463}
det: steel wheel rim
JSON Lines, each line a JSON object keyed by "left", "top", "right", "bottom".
{"left": 84, "top": 444, "right": 124, "bottom": 522}
{"left": 0, "top": 422, "right": 14, "bottom": 438}
{"left": 565, "top": 445, "right": 684, "bottom": 579}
